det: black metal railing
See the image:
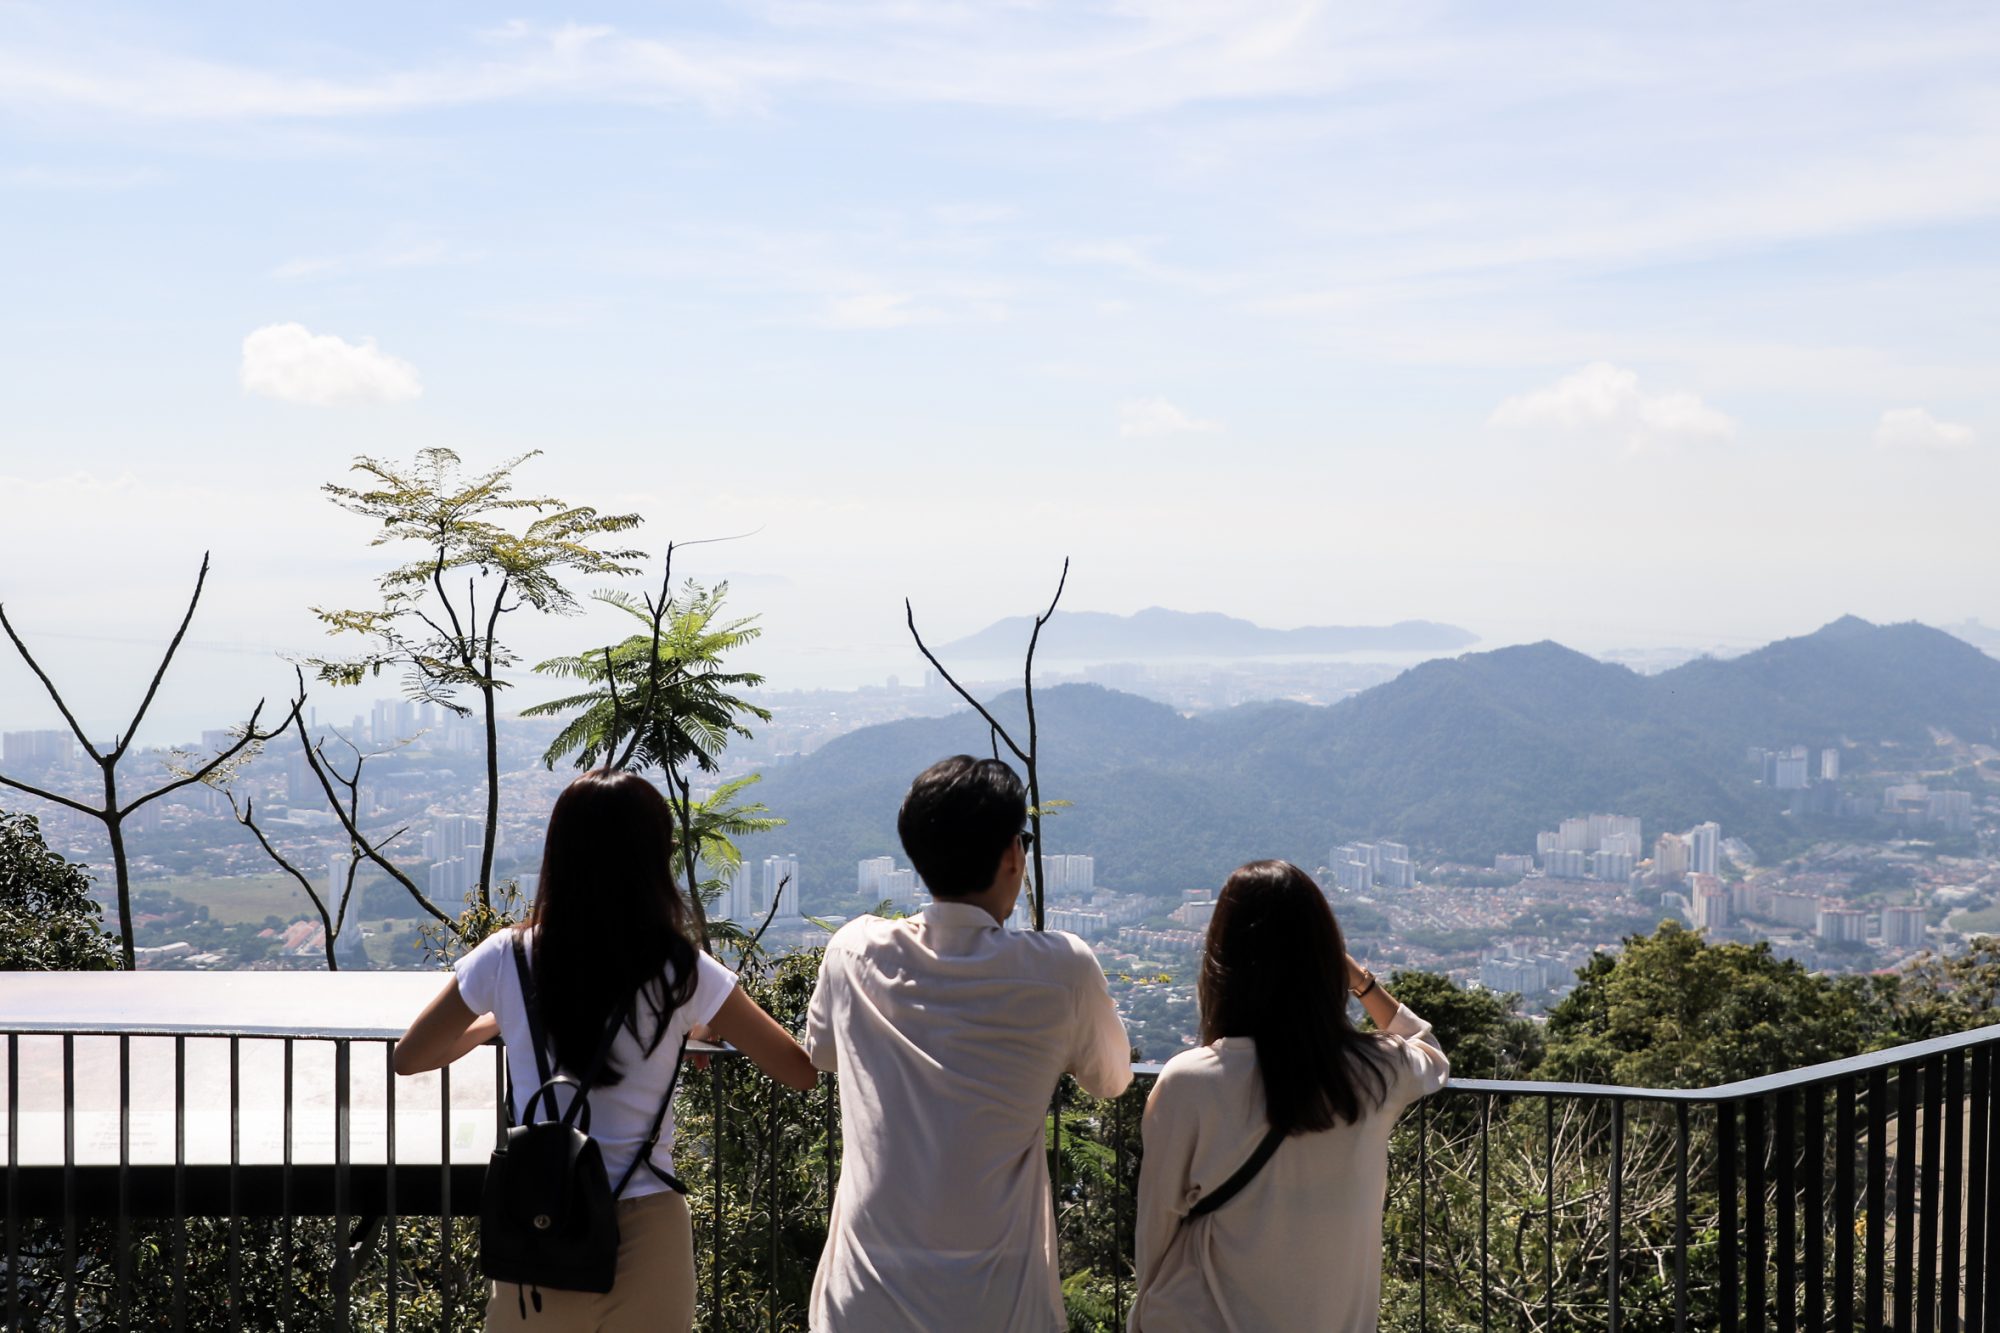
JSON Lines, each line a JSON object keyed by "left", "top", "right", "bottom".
{"left": 0, "top": 1016, "right": 1994, "bottom": 1331}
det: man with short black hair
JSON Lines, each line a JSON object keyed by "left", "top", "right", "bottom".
{"left": 805, "top": 755, "right": 1133, "bottom": 1332}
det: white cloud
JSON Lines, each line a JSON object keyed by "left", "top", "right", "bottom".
{"left": 1874, "top": 407, "right": 1976, "bottom": 452}
{"left": 238, "top": 323, "right": 422, "bottom": 406}
{"left": 1487, "top": 362, "right": 1735, "bottom": 450}
{"left": 1119, "top": 398, "right": 1218, "bottom": 437}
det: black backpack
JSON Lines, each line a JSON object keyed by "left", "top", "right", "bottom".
{"left": 481, "top": 933, "right": 689, "bottom": 1314}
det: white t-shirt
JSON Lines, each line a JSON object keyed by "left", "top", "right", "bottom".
{"left": 454, "top": 926, "right": 737, "bottom": 1198}
{"left": 804, "top": 900, "right": 1134, "bottom": 1333}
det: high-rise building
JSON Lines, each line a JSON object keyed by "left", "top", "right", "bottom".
{"left": 1928, "top": 790, "right": 1974, "bottom": 834}
{"left": 1879, "top": 905, "right": 1926, "bottom": 948}
{"left": 428, "top": 857, "right": 473, "bottom": 903}
{"left": 857, "top": 856, "right": 896, "bottom": 896}
{"left": 1495, "top": 854, "right": 1536, "bottom": 878}
{"left": 327, "top": 851, "right": 352, "bottom": 895}
{"left": 423, "top": 814, "right": 483, "bottom": 867}
{"left": 371, "top": 699, "right": 399, "bottom": 745}
{"left": 1688, "top": 823, "right": 1721, "bottom": 877}
{"left": 1816, "top": 906, "right": 1867, "bottom": 943}
{"left": 1652, "top": 833, "right": 1689, "bottom": 882}
{"left": 1820, "top": 748, "right": 1841, "bottom": 782}
{"left": 1690, "top": 875, "right": 1730, "bottom": 932}
{"left": 879, "top": 868, "right": 921, "bottom": 910}
{"left": 762, "top": 854, "right": 802, "bottom": 919}
{"left": 3, "top": 730, "right": 73, "bottom": 769}
{"left": 1589, "top": 850, "right": 1634, "bottom": 882}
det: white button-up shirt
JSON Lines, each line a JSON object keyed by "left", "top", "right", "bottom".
{"left": 804, "top": 901, "right": 1135, "bottom": 1332}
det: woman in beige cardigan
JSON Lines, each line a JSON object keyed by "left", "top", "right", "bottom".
{"left": 1129, "top": 860, "right": 1450, "bottom": 1332}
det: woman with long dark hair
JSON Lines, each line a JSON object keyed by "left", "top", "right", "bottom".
{"left": 395, "top": 769, "right": 816, "bottom": 1331}
{"left": 1129, "top": 860, "right": 1449, "bottom": 1332}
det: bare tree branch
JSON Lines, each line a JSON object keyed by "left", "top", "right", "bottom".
{"left": 0, "top": 773, "right": 99, "bottom": 818}
{"left": 115, "top": 552, "right": 214, "bottom": 761}
{"left": 286, "top": 673, "right": 450, "bottom": 927}
{"left": 905, "top": 558, "right": 1068, "bottom": 929}
{"left": 0, "top": 601, "right": 103, "bottom": 761}
{"left": 123, "top": 696, "right": 295, "bottom": 817}
{"left": 230, "top": 793, "right": 343, "bottom": 970}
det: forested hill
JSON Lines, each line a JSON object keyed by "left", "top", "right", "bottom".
{"left": 752, "top": 618, "right": 2000, "bottom": 902}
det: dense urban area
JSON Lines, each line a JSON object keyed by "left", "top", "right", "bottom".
{"left": 6, "top": 633, "right": 1995, "bottom": 1062}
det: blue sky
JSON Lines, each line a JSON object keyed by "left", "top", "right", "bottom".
{"left": 2, "top": 2, "right": 1997, "bottom": 738}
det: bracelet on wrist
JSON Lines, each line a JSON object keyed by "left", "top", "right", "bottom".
{"left": 1352, "top": 970, "right": 1377, "bottom": 998}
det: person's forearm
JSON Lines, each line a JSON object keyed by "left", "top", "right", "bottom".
{"left": 1356, "top": 978, "right": 1401, "bottom": 1031}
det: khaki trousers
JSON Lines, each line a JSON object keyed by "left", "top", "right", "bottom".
{"left": 485, "top": 1189, "right": 697, "bottom": 1333}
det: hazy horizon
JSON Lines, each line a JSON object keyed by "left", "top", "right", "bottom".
{"left": 5, "top": 4, "right": 1998, "bottom": 740}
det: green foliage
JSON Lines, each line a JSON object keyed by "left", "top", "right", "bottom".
{"left": 527, "top": 580, "right": 770, "bottom": 775}
{"left": 1382, "top": 969, "right": 1543, "bottom": 1080}
{"left": 310, "top": 447, "right": 646, "bottom": 702}
{"left": 1542, "top": 921, "right": 1887, "bottom": 1087}
{"left": 0, "top": 808, "right": 119, "bottom": 971}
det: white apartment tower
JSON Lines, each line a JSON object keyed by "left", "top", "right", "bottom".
{"left": 1688, "top": 823, "right": 1721, "bottom": 878}
{"left": 762, "top": 854, "right": 802, "bottom": 919}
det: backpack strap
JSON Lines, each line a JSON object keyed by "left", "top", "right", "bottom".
{"left": 507, "top": 932, "right": 554, "bottom": 1124}
{"left": 1182, "top": 1125, "right": 1287, "bottom": 1226}
{"left": 611, "top": 1033, "right": 691, "bottom": 1198}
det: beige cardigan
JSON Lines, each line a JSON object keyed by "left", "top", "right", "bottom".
{"left": 1130, "top": 1006, "right": 1450, "bottom": 1332}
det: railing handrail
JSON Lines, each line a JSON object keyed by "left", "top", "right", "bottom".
{"left": 1441, "top": 1017, "right": 2000, "bottom": 1103}
{"left": 0, "top": 1013, "right": 1992, "bottom": 1102}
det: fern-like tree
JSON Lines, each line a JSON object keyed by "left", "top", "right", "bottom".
{"left": 527, "top": 565, "right": 772, "bottom": 940}
{"left": 308, "top": 448, "right": 645, "bottom": 917}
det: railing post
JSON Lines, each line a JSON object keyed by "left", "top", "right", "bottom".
{"left": 61, "top": 1033, "right": 75, "bottom": 1333}
{"left": 1609, "top": 1097, "right": 1623, "bottom": 1333}
{"left": 116, "top": 1034, "right": 130, "bottom": 1324}
{"left": 385, "top": 1041, "right": 399, "bottom": 1333}
{"left": 1899, "top": 1064, "right": 1919, "bottom": 1333}
{"left": 1870, "top": 1067, "right": 1889, "bottom": 1330}
{"left": 1676, "top": 1100, "right": 1690, "bottom": 1333}
{"left": 1723, "top": 1101, "right": 1741, "bottom": 1333}
{"left": 1835, "top": 1077, "right": 1856, "bottom": 1333}
{"left": 335, "top": 1039, "right": 352, "bottom": 1331}
{"left": 1750, "top": 1096, "right": 1768, "bottom": 1333}
{"left": 1922, "top": 1057, "right": 1943, "bottom": 1333}
{"left": 1944, "top": 1051, "right": 1964, "bottom": 1333}
{"left": 282, "top": 1039, "right": 295, "bottom": 1330}
{"left": 1806, "top": 1085, "right": 1825, "bottom": 1333}
{"left": 1779, "top": 1090, "right": 1797, "bottom": 1333}
{"left": 438, "top": 1059, "right": 453, "bottom": 1331}
{"left": 1968, "top": 1047, "right": 1990, "bottom": 1333}
{"left": 229, "top": 1037, "right": 242, "bottom": 1332}
{"left": 6, "top": 1032, "right": 17, "bottom": 1332}
{"left": 1480, "top": 1095, "right": 1491, "bottom": 1333}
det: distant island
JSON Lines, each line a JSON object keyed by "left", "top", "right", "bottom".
{"left": 937, "top": 607, "right": 1478, "bottom": 659}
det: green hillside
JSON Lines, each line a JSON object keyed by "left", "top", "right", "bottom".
{"left": 749, "top": 618, "right": 2000, "bottom": 903}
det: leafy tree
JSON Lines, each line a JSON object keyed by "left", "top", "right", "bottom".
{"left": 1381, "top": 969, "right": 1544, "bottom": 1080}
{"left": 309, "top": 448, "right": 644, "bottom": 916}
{"left": 528, "top": 576, "right": 769, "bottom": 776}
{"left": 0, "top": 808, "right": 119, "bottom": 971}
{"left": 530, "top": 562, "right": 774, "bottom": 943}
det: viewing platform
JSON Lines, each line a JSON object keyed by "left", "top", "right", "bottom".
{"left": 0, "top": 972, "right": 1993, "bottom": 1331}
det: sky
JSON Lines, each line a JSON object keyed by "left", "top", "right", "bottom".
{"left": 2, "top": 1, "right": 1997, "bottom": 740}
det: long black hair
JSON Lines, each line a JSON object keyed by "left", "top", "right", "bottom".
{"left": 1198, "top": 859, "right": 1391, "bottom": 1135}
{"left": 522, "top": 769, "right": 701, "bottom": 1086}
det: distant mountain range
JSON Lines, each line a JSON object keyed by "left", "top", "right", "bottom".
{"left": 936, "top": 607, "right": 1477, "bottom": 659}
{"left": 752, "top": 617, "right": 2000, "bottom": 902}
